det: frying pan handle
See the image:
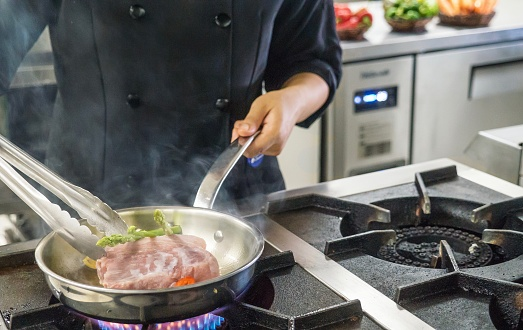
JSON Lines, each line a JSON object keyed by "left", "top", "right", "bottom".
{"left": 193, "top": 131, "right": 261, "bottom": 209}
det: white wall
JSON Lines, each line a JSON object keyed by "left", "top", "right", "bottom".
{"left": 277, "top": 120, "right": 321, "bottom": 190}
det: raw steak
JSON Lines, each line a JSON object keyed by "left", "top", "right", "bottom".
{"left": 96, "top": 234, "right": 220, "bottom": 289}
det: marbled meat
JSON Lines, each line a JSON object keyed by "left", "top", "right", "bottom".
{"left": 96, "top": 234, "right": 220, "bottom": 289}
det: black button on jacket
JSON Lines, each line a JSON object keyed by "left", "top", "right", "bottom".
{"left": 0, "top": 1, "right": 342, "bottom": 209}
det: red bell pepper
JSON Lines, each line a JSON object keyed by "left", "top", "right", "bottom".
{"left": 336, "top": 17, "right": 360, "bottom": 30}
{"left": 334, "top": 3, "right": 352, "bottom": 24}
{"left": 354, "top": 8, "right": 373, "bottom": 27}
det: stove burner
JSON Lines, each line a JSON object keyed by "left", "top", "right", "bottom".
{"left": 92, "top": 314, "right": 226, "bottom": 330}
{"left": 94, "top": 321, "right": 141, "bottom": 330}
{"left": 377, "top": 226, "right": 493, "bottom": 268}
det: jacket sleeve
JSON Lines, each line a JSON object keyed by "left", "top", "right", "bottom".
{"left": 264, "top": 0, "right": 342, "bottom": 128}
{"left": 0, "top": 0, "right": 56, "bottom": 95}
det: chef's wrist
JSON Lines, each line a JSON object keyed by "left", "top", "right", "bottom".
{"left": 281, "top": 73, "right": 329, "bottom": 124}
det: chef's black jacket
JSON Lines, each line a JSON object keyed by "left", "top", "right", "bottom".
{"left": 0, "top": 1, "right": 342, "bottom": 211}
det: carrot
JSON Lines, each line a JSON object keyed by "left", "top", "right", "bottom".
{"left": 438, "top": 0, "right": 459, "bottom": 15}
{"left": 175, "top": 276, "right": 196, "bottom": 286}
{"left": 477, "top": 0, "right": 497, "bottom": 14}
{"left": 474, "top": 0, "right": 483, "bottom": 14}
{"left": 461, "top": 0, "right": 475, "bottom": 14}
{"left": 450, "top": 0, "right": 461, "bottom": 13}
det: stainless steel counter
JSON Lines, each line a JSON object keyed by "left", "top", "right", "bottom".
{"left": 341, "top": 0, "right": 523, "bottom": 62}
{"left": 267, "top": 158, "right": 523, "bottom": 203}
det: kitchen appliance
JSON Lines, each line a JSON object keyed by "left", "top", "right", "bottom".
{"left": 324, "top": 56, "right": 413, "bottom": 180}
{"left": 326, "top": 40, "right": 523, "bottom": 182}
{"left": 464, "top": 124, "right": 523, "bottom": 186}
{"left": 3, "top": 158, "right": 523, "bottom": 329}
{"left": 412, "top": 40, "right": 523, "bottom": 164}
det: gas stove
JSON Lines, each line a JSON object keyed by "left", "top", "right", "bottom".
{"left": 1, "top": 159, "right": 523, "bottom": 329}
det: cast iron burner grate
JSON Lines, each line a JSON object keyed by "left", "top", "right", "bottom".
{"left": 377, "top": 225, "right": 493, "bottom": 268}
{"left": 264, "top": 165, "right": 523, "bottom": 329}
{"left": 5, "top": 250, "right": 361, "bottom": 330}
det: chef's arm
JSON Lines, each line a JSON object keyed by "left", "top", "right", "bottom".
{"left": 231, "top": 72, "right": 329, "bottom": 158}
{"left": 232, "top": 1, "right": 340, "bottom": 158}
{"left": 280, "top": 72, "right": 330, "bottom": 124}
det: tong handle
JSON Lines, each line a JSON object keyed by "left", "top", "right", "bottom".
{"left": 0, "top": 156, "right": 104, "bottom": 259}
{"left": 0, "top": 134, "right": 128, "bottom": 235}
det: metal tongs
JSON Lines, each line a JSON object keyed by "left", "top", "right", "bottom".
{"left": 0, "top": 134, "right": 129, "bottom": 259}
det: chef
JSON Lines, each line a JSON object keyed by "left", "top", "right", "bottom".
{"left": 0, "top": 1, "right": 342, "bottom": 210}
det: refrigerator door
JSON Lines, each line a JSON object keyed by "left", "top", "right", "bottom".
{"left": 412, "top": 41, "right": 523, "bottom": 164}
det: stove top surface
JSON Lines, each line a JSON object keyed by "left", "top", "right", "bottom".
{"left": 258, "top": 159, "right": 523, "bottom": 329}
{"left": 1, "top": 159, "right": 523, "bottom": 329}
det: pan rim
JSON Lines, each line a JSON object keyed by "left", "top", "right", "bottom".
{"left": 34, "top": 205, "right": 264, "bottom": 295}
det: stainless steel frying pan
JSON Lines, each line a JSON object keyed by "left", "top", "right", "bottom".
{"left": 28, "top": 132, "right": 265, "bottom": 323}
{"left": 35, "top": 206, "right": 264, "bottom": 323}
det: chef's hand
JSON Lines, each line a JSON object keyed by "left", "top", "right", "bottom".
{"left": 232, "top": 72, "right": 329, "bottom": 159}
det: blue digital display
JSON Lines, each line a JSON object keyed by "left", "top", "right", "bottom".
{"left": 353, "top": 86, "right": 398, "bottom": 112}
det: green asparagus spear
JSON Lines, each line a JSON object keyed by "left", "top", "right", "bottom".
{"left": 154, "top": 209, "right": 173, "bottom": 235}
{"left": 96, "top": 209, "right": 182, "bottom": 248}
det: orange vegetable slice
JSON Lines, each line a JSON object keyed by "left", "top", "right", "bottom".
{"left": 175, "top": 276, "right": 196, "bottom": 286}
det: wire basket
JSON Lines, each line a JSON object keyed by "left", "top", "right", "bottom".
{"left": 337, "top": 25, "right": 370, "bottom": 41}
{"left": 438, "top": 12, "right": 495, "bottom": 27}
{"left": 386, "top": 17, "right": 432, "bottom": 33}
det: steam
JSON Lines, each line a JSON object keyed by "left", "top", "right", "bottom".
{"left": 0, "top": 15, "right": 273, "bottom": 248}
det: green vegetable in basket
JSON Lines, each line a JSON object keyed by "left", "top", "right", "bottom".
{"left": 384, "top": 0, "right": 439, "bottom": 20}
